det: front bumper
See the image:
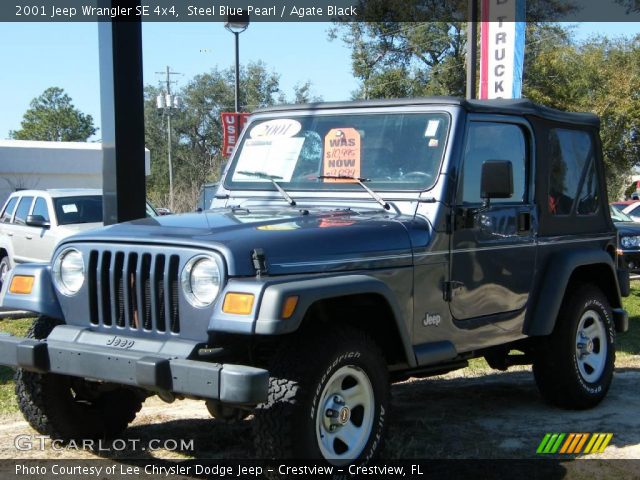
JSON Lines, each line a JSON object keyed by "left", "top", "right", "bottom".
{"left": 0, "top": 325, "right": 268, "bottom": 405}
{"left": 618, "top": 250, "right": 640, "bottom": 272}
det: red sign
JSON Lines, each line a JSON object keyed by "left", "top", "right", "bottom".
{"left": 221, "top": 112, "right": 250, "bottom": 157}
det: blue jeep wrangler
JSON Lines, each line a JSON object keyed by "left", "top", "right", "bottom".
{"left": 0, "top": 98, "right": 629, "bottom": 464}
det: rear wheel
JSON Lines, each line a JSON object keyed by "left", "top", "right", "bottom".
{"left": 533, "top": 285, "right": 615, "bottom": 409}
{"left": 253, "top": 325, "right": 389, "bottom": 464}
{"left": 15, "top": 316, "right": 143, "bottom": 441}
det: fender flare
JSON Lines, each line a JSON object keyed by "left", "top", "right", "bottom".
{"left": 255, "top": 274, "right": 416, "bottom": 367}
{"left": 0, "top": 264, "right": 63, "bottom": 320}
{"left": 524, "top": 249, "right": 621, "bottom": 336}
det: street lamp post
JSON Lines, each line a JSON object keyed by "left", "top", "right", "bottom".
{"left": 225, "top": 14, "right": 250, "bottom": 112}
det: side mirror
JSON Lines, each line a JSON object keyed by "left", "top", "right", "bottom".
{"left": 480, "top": 160, "right": 513, "bottom": 203}
{"left": 26, "top": 215, "right": 50, "bottom": 228}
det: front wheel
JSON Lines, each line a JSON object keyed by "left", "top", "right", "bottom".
{"left": 15, "top": 316, "right": 143, "bottom": 441}
{"left": 532, "top": 285, "right": 615, "bottom": 409}
{"left": 0, "top": 256, "right": 11, "bottom": 290}
{"left": 253, "top": 325, "right": 389, "bottom": 464}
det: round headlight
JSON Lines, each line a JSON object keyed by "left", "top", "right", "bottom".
{"left": 621, "top": 237, "right": 631, "bottom": 248}
{"left": 181, "top": 255, "right": 222, "bottom": 307}
{"left": 53, "top": 248, "right": 85, "bottom": 295}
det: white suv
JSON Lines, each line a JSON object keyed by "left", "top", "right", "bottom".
{"left": 0, "top": 189, "right": 157, "bottom": 288}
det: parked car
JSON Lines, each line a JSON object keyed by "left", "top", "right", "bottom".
{"left": 619, "top": 201, "right": 640, "bottom": 222}
{"left": 611, "top": 205, "right": 640, "bottom": 272}
{"left": 0, "top": 98, "right": 629, "bottom": 463}
{"left": 0, "top": 189, "right": 157, "bottom": 289}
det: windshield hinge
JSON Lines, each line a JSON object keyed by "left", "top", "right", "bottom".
{"left": 251, "top": 248, "right": 268, "bottom": 277}
{"left": 443, "top": 280, "right": 464, "bottom": 302}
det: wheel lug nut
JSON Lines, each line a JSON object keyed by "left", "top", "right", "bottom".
{"left": 326, "top": 409, "right": 336, "bottom": 418}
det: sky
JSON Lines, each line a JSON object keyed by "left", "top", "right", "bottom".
{"left": 0, "top": 20, "right": 639, "bottom": 141}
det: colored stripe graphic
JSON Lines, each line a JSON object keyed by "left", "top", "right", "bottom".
{"left": 538, "top": 433, "right": 613, "bottom": 454}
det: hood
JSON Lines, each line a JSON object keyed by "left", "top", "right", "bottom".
{"left": 58, "top": 222, "right": 103, "bottom": 233}
{"left": 614, "top": 221, "right": 640, "bottom": 237}
{"left": 64, "top": 207, "right": 418, "bottom": 275}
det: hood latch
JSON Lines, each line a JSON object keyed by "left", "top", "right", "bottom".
{"left": 251, "top": 248, "right": 268, "bottom": 277}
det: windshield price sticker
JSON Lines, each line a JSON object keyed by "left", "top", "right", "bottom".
{"left": 233, "top": 137, "right": 304, "bottom": 182}
{"left": 61, "top": 204, "right": 78, "bottom": 214}
{"left": 323, "top": 128, "right": 361, "bottom": 182}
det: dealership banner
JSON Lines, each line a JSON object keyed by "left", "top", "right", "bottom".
{"left": 480, "top": 0, "right": 526, "bottom": 99}
{"left": 221, "top": 112, "right": 250, "bottom": 157}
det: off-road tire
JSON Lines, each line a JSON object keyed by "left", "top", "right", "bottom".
{"left": 253, "top": 325, "right": 389, "bottom": 463}
{"left": 15, "top": 316, "right": 143, "bottom": 441}
{"left": 533, "top": 285, "right": 615, "bottom": 409}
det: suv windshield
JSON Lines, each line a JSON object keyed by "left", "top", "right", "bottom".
{"left": 610, "top": 205, "right": 634, "bottom": 223}
{"left": 53, "top": 196, "right": 103, "bottom": 225}
{"left": 225, "top": 112, "right": 450, "bottom": 192}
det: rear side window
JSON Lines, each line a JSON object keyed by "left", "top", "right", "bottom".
{"left": 14, "top": 196, "right": 34, "bottom": 225}
{"left": 548, "top": 129, "right": 598, "bottom": 215}
{"left": 1, "top": 197, "right": 18, "bottom": 223}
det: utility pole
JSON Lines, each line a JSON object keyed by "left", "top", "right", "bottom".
{"left": 156, "top": 66, "right": 181, "bottom": 211}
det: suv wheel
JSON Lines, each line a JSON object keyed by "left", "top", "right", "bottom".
{"left": 15, "top": 316, "right": 143, "bottom": 441}
{"left": 0, "top": 256, "right": 10, "bottom": 289}
{"left": 533, "top": 285, "right": 615, "bottom": 409}
{"left": 253, "top": 325, "right": 389, "bottom": 464}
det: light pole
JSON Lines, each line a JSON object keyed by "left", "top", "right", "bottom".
{"left": 156, "top": 66, "right": 181, "bottom": 211}
{"left": 225, "top": 13, "right": 250, "bottom": 112}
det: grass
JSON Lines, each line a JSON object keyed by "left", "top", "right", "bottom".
{"left": 0, "top": 318, "right": 32, "bottom": 415}
{"left": 0, "top": 282, "right": 638, "bottom": 415}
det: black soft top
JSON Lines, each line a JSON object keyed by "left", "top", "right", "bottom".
{"left": 255, "top": 97, "right": 599, "bottom": 128}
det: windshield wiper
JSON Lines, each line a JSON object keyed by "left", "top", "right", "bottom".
{"left": 317, "top": 175, "right": 390, "bottom": 211}
{"left": 237, "top": 171, "right": 296, "bottom": 206}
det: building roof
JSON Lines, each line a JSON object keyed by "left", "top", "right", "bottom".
{"left": 254, "top": 97, "right": 599, "bottom": 127}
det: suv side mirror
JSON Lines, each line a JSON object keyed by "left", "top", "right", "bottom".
{"left": 26, "top": 215, "right": 50, "bottom": 228}
{"left": 481, "top": 160, "right": 513, "bottom": 203}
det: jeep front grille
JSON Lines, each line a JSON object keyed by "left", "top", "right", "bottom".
{"left": 88, "top": 250, "right": 180, "bottom": 333}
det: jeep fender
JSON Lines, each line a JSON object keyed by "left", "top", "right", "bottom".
{"left": 255, "top": 274, "right": 416, "bottom": 367}
{"left": 0, "top": 264, "right": 63, "bottom": 320}
{"left": 524, "top": 249, "right": 622, "bottom": 336}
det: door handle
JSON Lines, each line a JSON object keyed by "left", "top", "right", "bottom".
{"left": 26, "top": 235, "right": 33, "bottom": 240}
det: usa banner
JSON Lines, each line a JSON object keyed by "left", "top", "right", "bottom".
{"left": 221, "top": 112, "right": 250, "bottom": 157}
{"left": 479, "top": 0, "right": 526, "bottom": 99}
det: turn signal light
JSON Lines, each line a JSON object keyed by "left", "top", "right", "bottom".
{"left": 9, "top": 275, "right": 34, "bottom": 295}
{"left": 222, "top": 293, "right": 255, "bottom": 315}
{"left": 281, "top": 296, "right": 299, "bottom": 319}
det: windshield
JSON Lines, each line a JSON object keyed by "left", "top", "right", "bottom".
{"left": 53, "top": 196, "right": 103, "bottom": 225}
{"left": 225, "top": 112, "right": 450, "bottom": 192}
{"left": 610, "top": 205, "right": 634, "bottom": 222}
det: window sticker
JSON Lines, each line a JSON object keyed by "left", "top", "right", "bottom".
{"left": 61, "top": 203, "right": 78, "bottom": 214}
{"left": 233, "top": 137, "right": 305, "bottom": 182}
{"left": 322, "top": 128, "right": 361, "bottom": 182}
{"left": 429, "top": 138, "right": 439, "bottom": 147}
{"left": 250, "top": 119, "right": 302, "bottom": 139}
{"left": 425, "top": 120, "right": 440, "bottom": 137}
